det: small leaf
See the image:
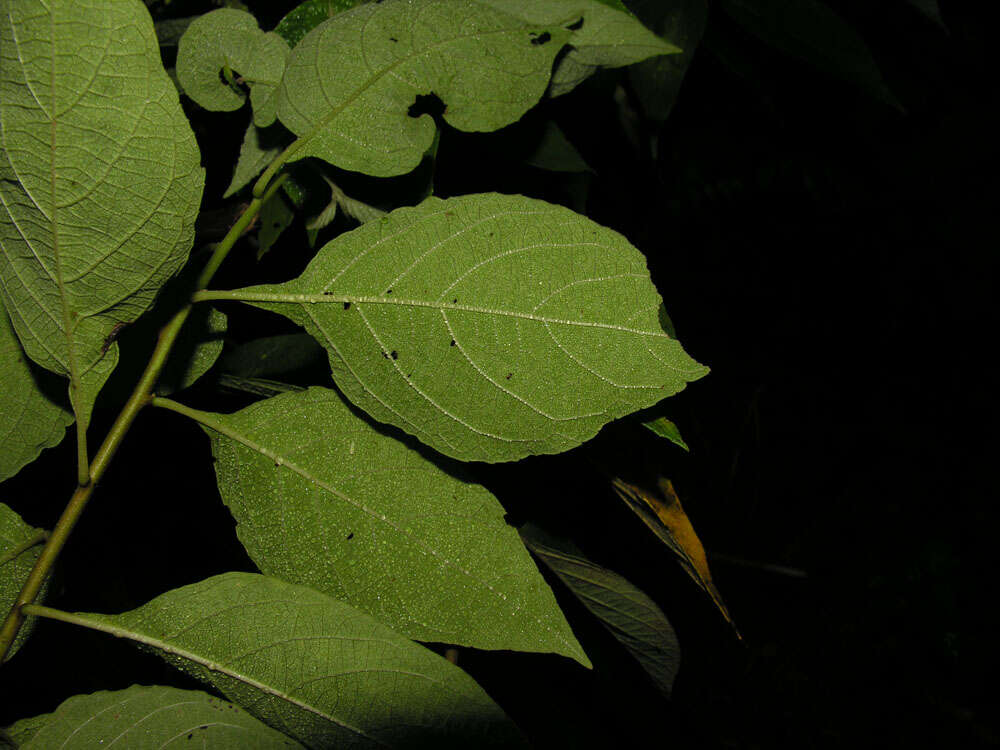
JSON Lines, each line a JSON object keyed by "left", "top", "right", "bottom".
{"left": 274, "top": 0, "right": 367, "bottom": 48}
{"left": 226, "top": 193, "right": 707, "bottom": 463}
{"left": 641, "top": 416, "right": 689, "bottom": 451}
{"left": 522, "top": 528, "right": 681, "bottom": 697}
{"left": 157, "top": 307, "right": 227, "bottom": 394}
{"left": 0, "top": 300, "right": 72, "bottom": 483}
{"left": 14, "top": 685, "right": 301, "bottom": 749}
{"left": 478, "top": 0, "right": 680, "bottom": 96}
{"left": 304, "top": 196, "right": 338, "bottom": 231}
{"left": 308, "top": 176, "right": 385, "bottom": 230}
{"left": 201, "top": 387, "right": 588, "bottom": 663}
{"left": 0, "top": 0, "right": 205, "bottom": 436}
{"left": 719, "top": 0, "right": 901, "bottom": 109}
{"left": 257, "top": 192, "right": 295, "bottom": 260}
{"left": 0, "top": 503, "right": 49, "bottom": 659}
{"left": 626, "top": 0, "right": 709, "bottom": 121}
{"left": 525, "top": 122, "right": 593, "bottom": 173}
{"left": 219, "top": 333, "right": 325, "bottom": 379}
{"left": 32, "top": 573, "right": 527, "bottom": 748}
{"left": 225, "top": 123, "right": 287, "bottom": 198}
{"left": 612, "top": 478, "right": 739, "bottom": 636}
{"left": 177, "top": 8, "right": 290, "bottom": 126}
{"left": 276, "top": 0, "right": 573, "bottom": 176}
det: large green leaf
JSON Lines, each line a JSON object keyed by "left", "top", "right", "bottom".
{"left": 176, "top": 8, "right": 290, "bottom": 127}
{"left": 522, "top": 529, "right": 681, "bottom": 697}
{"left": 275, "top": 0, "right": 573, "bottom": 177}
{"left": 13, "top": 685, "right": 302, "bottom": 749}
{"left": 195, "top": 387, "right": 587, "bottom": 662}
{"left": 0, "top": 0, "right": 204, "bottom": 436}
{"left": 479, "top": 0, "right": 680, "bottom": 96}
{"left": 0, "top": 503, "right": 49, "bottom": 659}
{"left": 0, "top": 300, "right": 71, "bottom": 482}
{"left": 218, "top": 193, "right": 707, "bottom": 462}
{"left": 719, "top": 0, "right": 901, "bottom": 109}
{"left": 29, "top": 573, "right": 526, "bottom": 748}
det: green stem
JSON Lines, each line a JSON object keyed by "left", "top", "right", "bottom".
{"left": 0, "top": 175, "right": 286, "bottom": 665}
{"left": 0, "top": 530, "right": 49, "bottom": 567}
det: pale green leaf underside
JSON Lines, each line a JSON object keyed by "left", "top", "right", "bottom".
{"left": 176, "top": 8, "right": 290, "bottom": 127}
{"left": 524, "top": 534, "right": 681, "bottom": 697}
{"left": 233, "top": 193, "right": 708, "bottom": 463}
{"left": 0, "top": 0, "right": 204, "bottom": 432}
{"left": 642, "top": 415, "right": 689, "bottom": 451}
{"left": 276, "top": 0, "right": 572, "bottom": 176}
{"left": 202, "top": 387, "right": 587, "bottom": 662}
{"left": 16, "top": 685, "right": 301, "bottom": 749}
{"left": 0, "top": 503, "right": 49, "bottom": 659}
{"left": 478, "top": 0, "right": 680, "bottom": 96}
{"left": 0, "top": 300, "right": 71, "bottom": 482}
{"left": 157, "top": 306, "right": 226, "bottom": 394}
{"left": 58, "top": 573, "right": 525, "bottom": 749}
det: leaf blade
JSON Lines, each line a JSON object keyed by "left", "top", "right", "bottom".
{"left": 0, "top": 503, "right": 49, "bottom": 659}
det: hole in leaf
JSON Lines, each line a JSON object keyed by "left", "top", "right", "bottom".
{"left": 530, "top": 31, "right": 552, "bottom": 46}
{"left": 450, "top": 339, "right": 456, "bottom": 346}
{"left": 567, "top": 18, "right": 584, "bottom": 31}
{"left": 343, "top": 301, "right": 351, "bottom": 310}
{"left": 389, "top": 36, "right": 398, "bottom": 42}
{"left": 408, "top": 92, "right": 445, "bottom": 119}
{"left": 390, "top": 350, "right": 398, "bottom": 360}
{"left": 346, "top": 532, "right": 354, "bottom": 540}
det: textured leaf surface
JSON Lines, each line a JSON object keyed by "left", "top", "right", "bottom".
{"left": 16, "top": 685, "right": 301, "bottom": 749}
{"left": 3, "top": 712, "right": 49, "bottom": 747}
{"left": 0, "top": 503, "right": 48, "bottom": 659}
{"left": 0, "top": 300, "right": 71, "bottom": 482}
{"left": 229, "top": 193, "right": 707, "bottom": 462}
{"left": 43, "top": 573, "right": 525, "bottom": 748}
{"left": 275, "top": 0, "right": 366, "bottom": 48}
{"left": 177, "top": 8, "right": 290, "bottom": 126}
{"left": 479, "top": 0, "right": 679, "bottom": 96}
{"left": 0, "top": 0, "right": 204, "bottom": 433}
{"left": 201, "top": 387, "right": 587, "bottom": 661}
{"left": 626, "top": 0, "right": 708, "bottom": 121}
{"left": 523, "top": 530, "right": 680, "bottom": 697}
{"left": 276, "top": 0, "right": 572, "bottom": 176}
{"left": 157, "top": 307, "right": 226, "bottom": 394}
{"left": 257, "top": 192, "right": 294, "bottom": 259}
{"left": 720, "top": 0, "right": 900, "bottom": 108}
{"left": 225, "top": 123, "right": 286, "bottom": 198}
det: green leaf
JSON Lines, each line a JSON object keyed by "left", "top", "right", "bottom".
{"left": 0, "top": 503, "right": 49, "bottom": 659}
{"left": 157, "top": 307, "right": 226, "bottom": 395}
{"left": 625, "top": 0, "right": 709, "bottom": 121}
{"left": 275, "top": 0, "right": 573, "bottom": 177}
{"left": 13, "top": 685, "right": 301, "bottom": 749}
{"left": 641, "top": 416, "right": 689, "bottom": 451}
{"left": 274, "top": 0, "right": 367, "bottom": 48}
{"left": 224, "top": 193, "right": 707, "bottom": 463}
{"left": 176, "top": 8, "right": 290, "bottom": 126}
{"left": 525, "top": 122, "right": 593, "bottom": 173}
{"left": 522, "top": 529, "right": 681, "bottom": 697}
{"left": 0, "top": 300, "right": 72, "bottom": 482}
{"left": 218, "top": 333, "right": 325, "bottom": 379}
{"left": 478, "top": 0, "right": 680, "bottom": 96}
{"left": 0, "top": 0, "right": 205, "bottom": 436}
{"left": 198, "top": 387, "right": 588, "bottom": 662}
{"left": 257, "top": 192, "right": 295, "bottom": 260}
{"left": 32, "top": 573, "right": 526, "bottom": 748}
{"left": 719, "top": 0, "right": 902, "bottom": 109}
{"left": 308, "top": 175, "right": 386, "bottom": 231}
{"left": 3, "top": 713, "right": 49, "bottom": 747}
{"left": 225, "top": 123, "right": 287, "bottom": 199}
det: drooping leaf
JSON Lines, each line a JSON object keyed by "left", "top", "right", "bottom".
{"left": 0, "top": 0, "right": 204, "bottom": 436}
{"left": 274, "top": 0, "right": 367, "bottom": 48}
{"left": 157, "top": 307, "right": 227, "bottom": 395}
{"left": 0, "top": 300, "right": 72, "bottom": 482}
{"left": 641, "top": 416, "right": 689, "bottom": 451}
{"left": 525, "top": 122, "right": 593, "bottom": 173}
{"left": 257, "top": 192, "right": 295, "bottom": 260}
{"left": 225, "top": 123, "right": 287, "bottom": 198}
{"left": 612, "top": 477, "right": 739, "bottom": 636}
{"left": 218, "top": 333, "right": 325, "bottom": 379}
{"left": 0, "top": 503, "right": 49, "bottom": 659}
{"left": 625, "top": 0, "right": 709, "bottom": 121}
{"left": 30, "top": 573, "right": 526, "bottom": 748}
{"left": 13, "top": 685, "right": 301, "bottom": 749}
{"left": 478, "top": 0, "right": 680, "bottom": 96}
{"left": 522, "top": 528, "right": 681, "bottom": 697}
{"left": 719, "top": 0, "right": 901, "bottom": 109}
{"left": 197, "top": 387, "right": 588, "bottom": 662}
{"left": 176, "top": 8, "right": 290, "bottom": 127}
{"left": 275, "top": 0, "right": 573, "bottom": 177}
{"left": 222, "top": 193, "right": 707, "bottom": 463}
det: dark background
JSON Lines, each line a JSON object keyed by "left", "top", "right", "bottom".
{"left": 2, "top": 1, "right": 995, "bottom": 747}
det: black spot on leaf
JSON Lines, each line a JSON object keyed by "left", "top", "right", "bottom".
{"left": 389, "top": 37, "right": 398, "bottom": 42}
{"left": 346, "top": 532, "right": 354, "bottom": 540}
{"left": 506, "top": 373, "right": 512, "bottom": 380}
{"left": 390, "top": 350, "right": 398, "bottom": 360}
{"left": 567, "top": 18, "right": 584, "bottom": 31}
{"left": 385, "top": 288, "right": 393, "bottom": 295}
{"left": 450, "top": 339, "right": 456, "bottom": 346}
{"left": 452, "top": 298, "right": 458, "bottom": 304}
{"left": 343, "top": 301, "right": 351, "bottom": 310}
{"left": 530, "top": 31, "right": 552, "bottom": 46}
